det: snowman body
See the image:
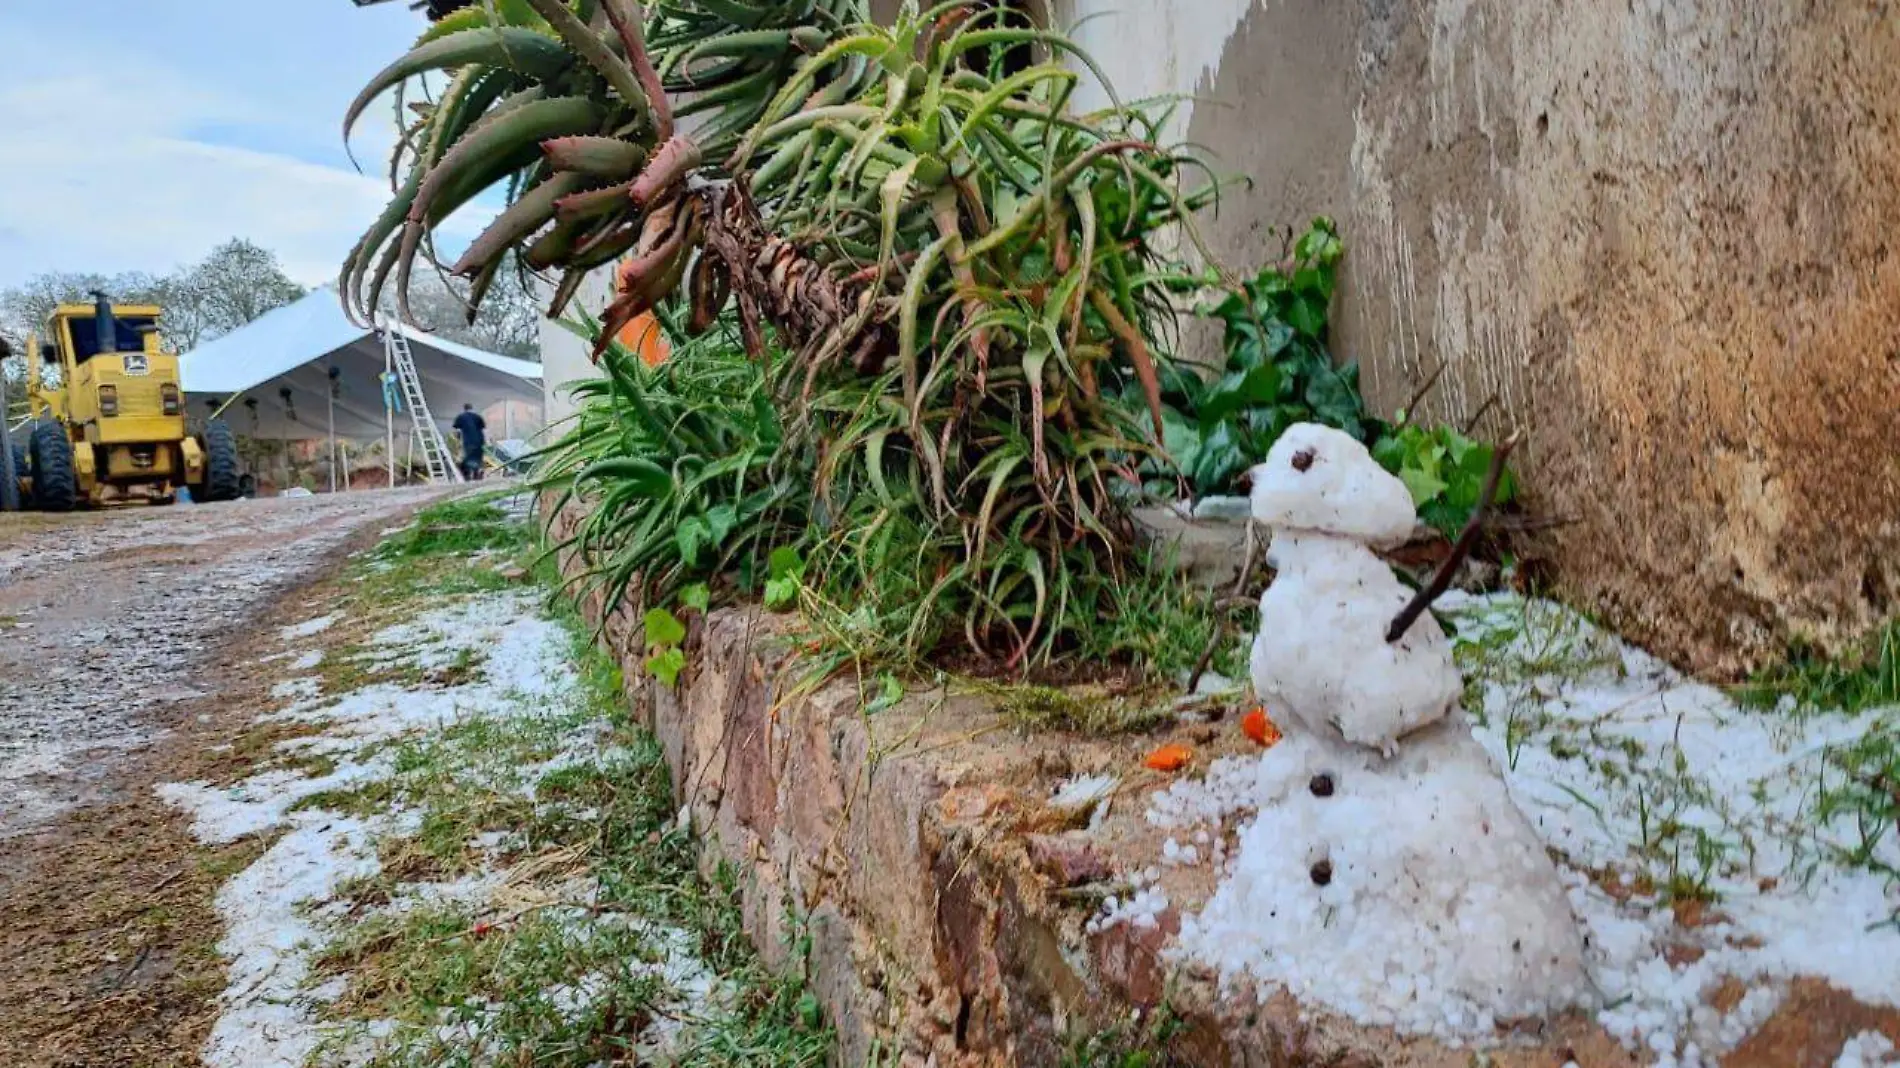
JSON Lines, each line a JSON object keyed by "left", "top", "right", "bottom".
{"left": 1180, "top": 423, "right": 1592, "bottom": 1036}
{"left": 1250, "top": 532, "right": 1463, "bottom": 754}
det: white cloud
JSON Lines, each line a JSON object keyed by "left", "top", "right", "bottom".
{"left": 0, "top": 11, "right": 492, "bottom": 291}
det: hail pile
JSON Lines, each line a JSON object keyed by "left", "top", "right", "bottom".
{"left": 1173, "top": 424, "right": 1593, "bottom": 1039}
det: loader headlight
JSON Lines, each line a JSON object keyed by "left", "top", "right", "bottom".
{"left": 161, "top": 383, "right": 181, "bottom": 415}
{"left": 98, "top": 385, "right": 119, "bottom": 417}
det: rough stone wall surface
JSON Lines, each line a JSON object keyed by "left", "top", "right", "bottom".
{"left": 1051, "top": 0, "right": 1900, "bottom": 675}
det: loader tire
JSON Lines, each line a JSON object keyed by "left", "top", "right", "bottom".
{"left": 29, "top": 421, "right": 77, "bottom": 512}
{"left": 6, "top": 446, "right": 25, "bottom": 511}
{"left": 199, "top": 419, "right": 241, "bottom": 502}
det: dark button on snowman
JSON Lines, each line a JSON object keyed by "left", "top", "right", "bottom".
{"left": 1175, "top": 424, "right": 1592, "bottom": 1040}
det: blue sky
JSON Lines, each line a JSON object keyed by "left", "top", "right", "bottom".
{"left": 0, "top": 1, "right": 492, "bottom": 289}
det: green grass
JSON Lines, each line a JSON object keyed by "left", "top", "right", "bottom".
{"left": 787, "top": 542, "right": 1252, "bottom": 726}
{"left": 1736, "top": 619, "right": 1899, "bottom": 908}
{"left": 985, "top": 681, "right": 1178, "bottom": 738}
{"left": 1059, "top": 1007, "right": 1185, "bottom": 1067}
{"left": 1738, "top": 619, "right": 1900, "bottom": 717}
{"left": 332, "top": 492, "right": 538, "bottom": 613}
{"left": 1072, "top": 552, "right": 1254, "bottom": 685}
{"left": 299, "top": 498, "right": 833, "bottom": 1068}
{"left": 377, "top": 494, "right": 532, "bottom": 561}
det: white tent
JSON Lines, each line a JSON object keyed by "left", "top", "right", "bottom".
{"left": 179, "top": 287, "right": 543, "bottom": 442}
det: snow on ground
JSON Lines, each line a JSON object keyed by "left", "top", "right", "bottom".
{"left": 1139, "top": 591, "right": 1899, "bottom": 1065}
{"left": 1837, "top": 1031, "right": 1899, "bottom": 1068}
{"left": 281, "top": 614, "right": 340, "bottom": 641}
{"left": 158, "top": 570, "right": 720, "bottom": 1068}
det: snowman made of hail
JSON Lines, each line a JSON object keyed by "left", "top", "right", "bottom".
{"left": 1177, "top": 424, "right": 1593, "bottom": 1039}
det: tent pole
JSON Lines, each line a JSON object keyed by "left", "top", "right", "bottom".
{"left": 327, "top": 375, "right": 338, "bottom": 495}
{"left": 384, "top": 328, "right": 396, "bottom": 490}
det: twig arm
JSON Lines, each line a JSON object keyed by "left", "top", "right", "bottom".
{"left": 1395, "top": 362, "right": 1447, "bottom": 426}
{"left": 1385, "top": 431, "right": 1521, "bottom": 644}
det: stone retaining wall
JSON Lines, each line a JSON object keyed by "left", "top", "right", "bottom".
{"left": 546, "top": 502, "right": 1651, "bottom": 1067}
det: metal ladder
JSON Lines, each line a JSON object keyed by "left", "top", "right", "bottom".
{"left": 383, "top": 324, "right": 463, "bottom": 485}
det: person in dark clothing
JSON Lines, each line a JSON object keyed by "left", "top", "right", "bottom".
{"left": 452, "top": 404, "right": 487, "bottom": 481}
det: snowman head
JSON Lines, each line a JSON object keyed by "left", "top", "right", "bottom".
{"left": 1245, "top": 423, "right": 1418, "bottom": 547}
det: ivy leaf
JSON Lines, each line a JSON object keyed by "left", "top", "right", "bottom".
{"left": 1261, "top": 318, "right": 1295, "bottom": 358}
{"left": 1371, "top": 433, "right": 1408, "bottom": 473}
{"left": 1398, "top": 465, "right": 1449, "bottom": 506}
{"left": 1286, "top": 293, "right": 1328, "bottom": 339}
{"left": 646, "top": 647, "right": 686, "bottom": 688}
{"left": 644, "top": 607, "right": 687, "bottom": 648}
{"left": 1291, "top": 265, "right": 1330, "bottom": 299}
{"left": 764, "top": 575, "right": 800, "bottom": 611}
{"left": 1294, "top": 216, "right": 1342, "bottom": 265}
{"left": 1160, "top": 407, "right": 1202, "bottom": 474}
{"left": 1419, "top": 498, "right": 1468, "bottom": 536}
{"left": 1305, "top": 368, "right": 1364, "bottom": 434}
{"left": 1444, "top": 430, "right": 1480, "bottom": 468}
{"left": 679, "top": 583, "right": 711, "bottom": 614}
{"left": 1198, "top": 364, "right": 1282, "bottom": 427}
{"left": 1191, "top": 420, "right": 1246, "bottom": 494}
{"left": 768, "top": 546, "right": 804, "bottom": 581}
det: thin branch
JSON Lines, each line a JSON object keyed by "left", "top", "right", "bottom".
{"left": 1396, "top": 362, "right": 1448, "bottom": 426}
{"left": 1386, "top": 430, "right": 1521, "bottom": 644}
{"left": 1462, "top": 392, "right": 1499, "bottom": 435}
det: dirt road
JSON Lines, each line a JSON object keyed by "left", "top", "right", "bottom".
{"left": 0, "top": 489, "right": 448, "bottom": 842}
{"left": 0, "top": 487, "right": 456, "bottom": 1066}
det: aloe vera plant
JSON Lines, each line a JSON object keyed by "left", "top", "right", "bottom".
{"left": 349, "top": 0, "right": 1225, "bottom": 667}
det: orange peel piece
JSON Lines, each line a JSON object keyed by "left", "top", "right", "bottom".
{"left": 1143, "top": 743, "right": 1193, "bottom": 772}
{"left": 1241, "top": 706, "right": 1282, "bottom": 748}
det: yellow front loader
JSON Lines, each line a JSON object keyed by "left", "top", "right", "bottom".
{"left": 9, "top": 292, "right": 240, "bottom": 510}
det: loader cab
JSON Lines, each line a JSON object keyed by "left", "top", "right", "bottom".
{"left": 60, "top": 311, "right": 161, "bottom": 366}
{"left": 38, "top": 294, "right": 185, "bottom": 438}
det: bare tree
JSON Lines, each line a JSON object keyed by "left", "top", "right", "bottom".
{"left": 0, "top": 270, "right": 166, "bottom": 353}
{"left": 395, "top": 255, "right": 542, "bottom": 361}
{"left": 163, "top": 239, "right": 306, "bottom": 351}
{"left": 0, "top": 240, "right": 305, "bottom": 356}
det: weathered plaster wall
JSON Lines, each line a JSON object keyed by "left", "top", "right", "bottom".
{"left": 1051, "top": 0, "right": 1900, "bottom": 674}
{"left": 535, "top": 267, "right": 612, "bottom": 429}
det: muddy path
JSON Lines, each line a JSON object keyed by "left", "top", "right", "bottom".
{"left": 0, "top": 488, "right": 453, "bottom": 1066}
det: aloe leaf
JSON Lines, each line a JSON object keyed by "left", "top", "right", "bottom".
{"left": 412, "top": 97, "right": 605, "bottom": 230}
{"left": 542, "top": 136, "right": 648, "bottom": 179}
{"left": 344, "top": 28, "right": 571, "bottom": 148}
{"left": 452, "top": 171, "right": 589, "bottom": 275}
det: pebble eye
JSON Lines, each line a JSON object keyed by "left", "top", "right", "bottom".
{"left": 1292, "top": 449, "right": 1315, "bottom": 472}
